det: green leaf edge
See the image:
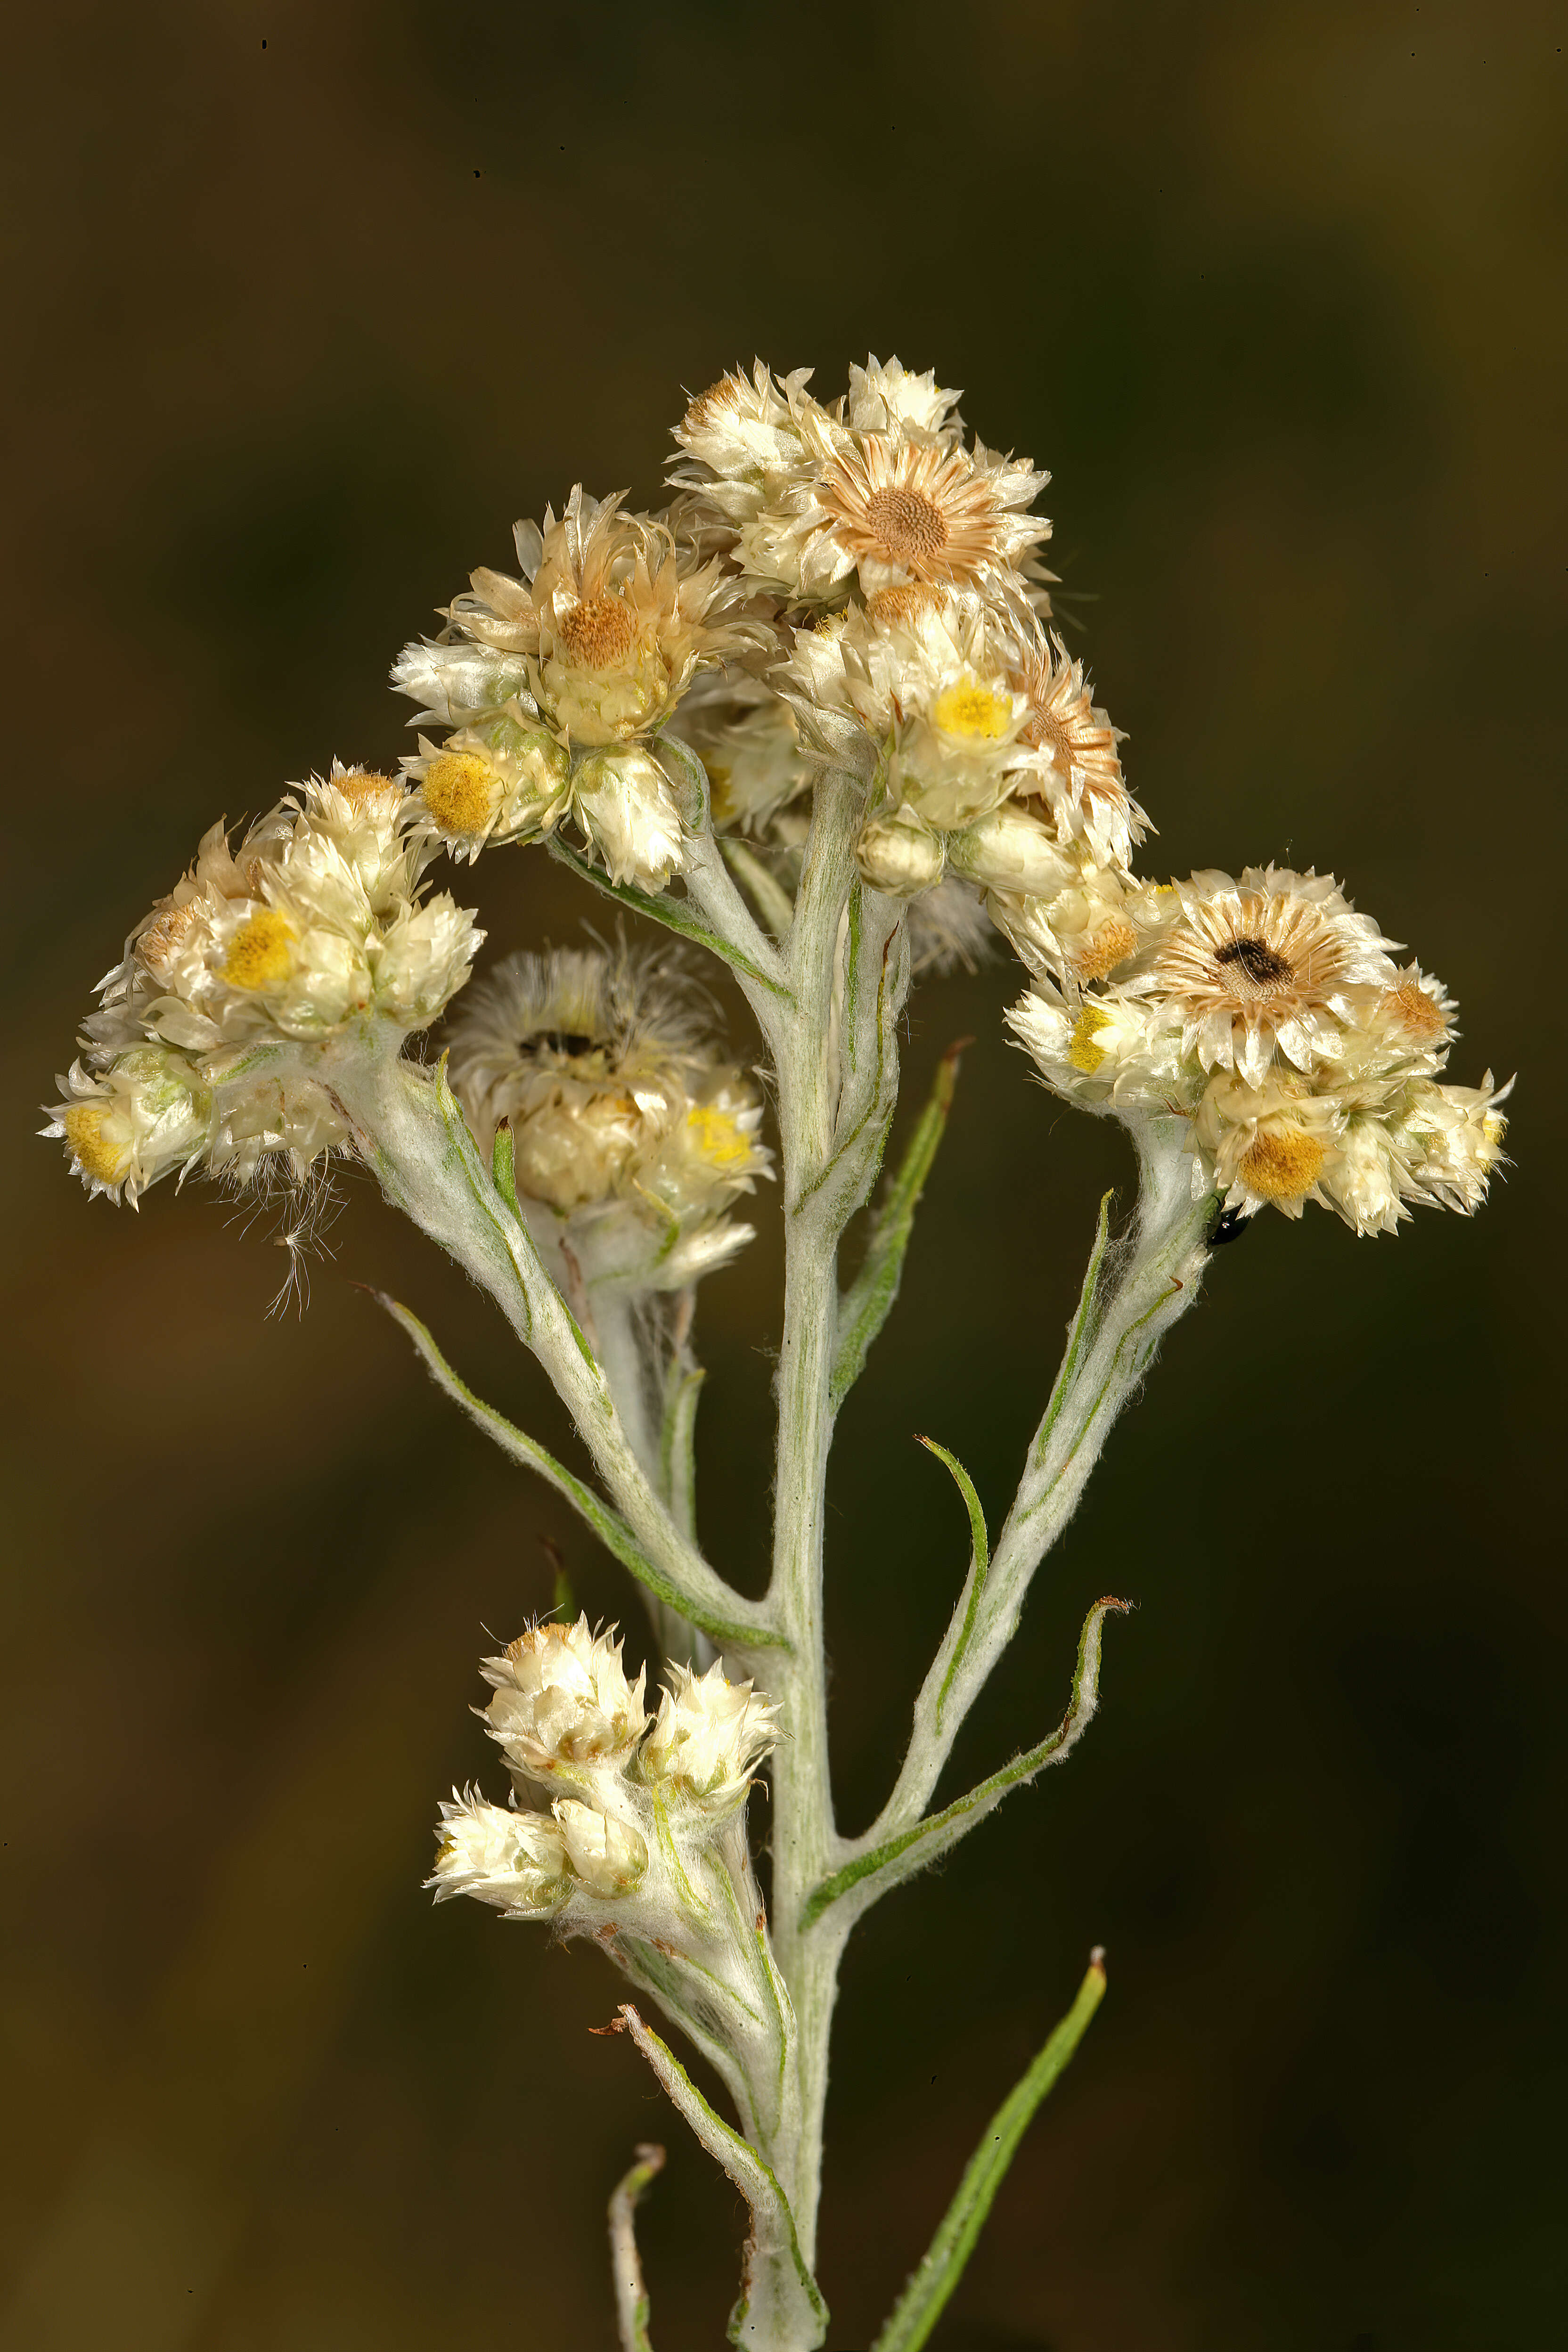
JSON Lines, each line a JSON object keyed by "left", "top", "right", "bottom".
{"left": 608, "top": 2143, "right": 665, "bottom": 2352}
{"left": 870, "top": 1955, "right": 1108, "bottom": 2352}
{"left": 915, "top": 1436, "right": 990, "bottom": 1734}
{"left": 799, "top": 1595, "right": 1127, "bottom": 1930}
{"left": 616, "top": 2007, "right": 829, "bottom": 2346}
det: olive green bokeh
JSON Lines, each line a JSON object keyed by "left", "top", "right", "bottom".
{"left": 3, "top": 5, "right": 1563, "bottom": 2348}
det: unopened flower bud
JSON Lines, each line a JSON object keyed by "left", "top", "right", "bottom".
{"left": 555, "top": 1798, "right": 649, "bottom": 1897}
{"left": 639, "top": 1662, "right": 782, "bottom": 1816}
{"left": 482, "top": 1616, "right": 648, "bottom": 1784}
{"left": 572, "top": 747, "right": 685, "bottom": 891}
{"left": 855, "top": 807, "right": 946, "bottom": 898}
{"left": 947, "top": 804, "right": 1074, "bottom": 898}
{"left": 428, "top": 1788, "right": 569, "bottom": 1918}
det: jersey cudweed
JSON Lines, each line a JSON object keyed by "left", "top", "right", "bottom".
{"left": 45, "top": 354, "right": 1511, "bottom": 2352}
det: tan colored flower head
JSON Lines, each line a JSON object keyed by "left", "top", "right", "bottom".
{"left": 1128, "top": 866, "right": 1400, "bottom": 1085}
{"left": 445, "top": 486, "right": 755, "bottom": 750}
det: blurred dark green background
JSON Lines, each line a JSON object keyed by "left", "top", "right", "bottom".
{"left": 3, "top": 4, "right": 1564, "bottom": 2347}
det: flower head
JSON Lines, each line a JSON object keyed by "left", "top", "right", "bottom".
{"left": 427, "top": 1788, "right": 570, "bottom": 1919}
{"left": 447, "top": 940, "right": 768, "bottom": 1287}
{"left": 482, "top": 1616, "right": 648, "bottom": 1785}
{"left": 639, "top": 1662, "right": 782, "bottom": 1816}
{"left": 404, "top": 485, "right": 753, "bottom": 757}
{"left": 1006, "top": 628, "right": 1147, "bottom": 871}
{"left": 1007, "top": 859, "right": 1507, "bottom": 1238}
{"left": 553, "top": 1797, "right": 649, "bottom": 1897}
{"left": 1125, "top": 866, "right": 1399, "bottom": 1086}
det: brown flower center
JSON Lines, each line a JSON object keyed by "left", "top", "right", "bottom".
{"left": 332, "top": 767, "right": 398, "bottom": 808}
{"left": 1384, "top": 981, "right": 1446, "bottom": 1042}
{"left": 863, "top": 485, "right": 948, "bottom": 563}
{"left": 866, "top": 583, "right": 946, "bottom": 628}
{"left": 137, "top": 901, "right": 199, "bottom": 975}
{"left": 557, "top": 595, "right": 639, "bottom": 670}
{"left": 1214, "top": 934, "right": 1294, "bottom": 995}
{"left": 1071, "top": 918, "right": 1138, "bottom": 980}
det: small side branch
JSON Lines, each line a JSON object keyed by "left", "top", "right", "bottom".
{"left": 611, "top": 2007, "right": 829, "bottom": 2352}
{"left": 609, "top": 2142, "right": 666, "bottom": 2352}
{"left": 801, "top": 1598, "right": 1127, "bottom": 1932}
{"left": 719, "top": 836, "right": 798, "bottom": 941}
{"left": 369, "top": 1292, "right": 782, "bottom": 1655}
{"left": 872, "top": 1143, "right": 1210, "bottom": 1836}
{"left": 871, "top": 1953, "right": 1108, "bottom": 2352}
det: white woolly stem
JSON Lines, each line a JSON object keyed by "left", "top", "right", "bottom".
{"left": 759, "top": 777, "right": 909, "bottom": 2286}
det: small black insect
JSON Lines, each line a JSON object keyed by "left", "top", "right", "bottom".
{"left": 1207, "top": 1203, "right": 1251, "bottom": 1249}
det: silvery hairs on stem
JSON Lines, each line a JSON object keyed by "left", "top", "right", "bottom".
{"left": 45, "top": 354, "right": 1511, "bottom": 2351}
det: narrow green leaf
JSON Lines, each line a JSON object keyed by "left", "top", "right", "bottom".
{"left": 914, "top": 1437, "right": 989, "bottom": 1733}
{"left": 608, "top": 2140, "right": 665, "bottom": 2352}
{"left": 547, "top": 836, "right": 794, "bottom": 999}
{"left": 871, "top": 1955, "right": 1108, "bottom": 2352}
{"left": 830, "top": 1041, "right": 964, "bottom": 1411}
{"left": 368, "top": 1291, "right": 786, "bottom": 1654}
{"left": 800, "top": 1595, "right": 1127, "bottom": 1929}
{"left": 491, "top": 1117, "right": 522, "bottom": 1219}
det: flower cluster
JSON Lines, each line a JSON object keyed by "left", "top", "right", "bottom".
{"left": 44, "top": 768, "right": 482, "bottom": 1201}
{"left": 393, "top": 488, "right": 761, "bottom": 890}
{"left": 666, "top": 355, "right": 1151, "bottom": 929}
{"left": 1007, "top": 864, "right": 1509, "bottom": 1234}
{"left": 428, "top": 1616, "right": 780, "bottom": 1922}
{"left": 446, "top": 939, "right": 770, "bottom": 1291}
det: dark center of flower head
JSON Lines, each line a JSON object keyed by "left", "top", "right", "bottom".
{"left": 530, "top": 1030, "right": 600, "bottom": 1060}
{"left": 1214, "top": 934, "right": 1294, "bottom": 993}
{"left": 863, "top": 485, "right": 948, "bottom": 562}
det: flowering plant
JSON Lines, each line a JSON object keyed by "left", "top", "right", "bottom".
{"left": 45, "top": 356, "right": 1508, "bottom": 2350}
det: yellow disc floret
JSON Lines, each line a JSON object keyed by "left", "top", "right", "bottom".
{"left": 64, "top": 1102, "right": 131, "bottom": 1184}
{"left": 1068, "top": 1007, "right": 1111, "bottom": 1075}
{"left": 1239, "top": 1127, "right": 1326, "bottom": 1200}
{"left": 422, "top": 752, "right": 498, "bottom": 838}
{"left": 224, "top": 908, "right": 297, "bottom": 991}
{"left": 933, "top": 680, "right": 1013, "bottom": 742}
{"left": 686, "top": 1102, "right": 753, "bottom": 1171}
